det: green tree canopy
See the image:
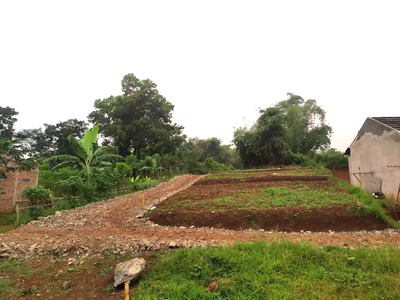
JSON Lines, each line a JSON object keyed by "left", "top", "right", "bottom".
{"left": 0, "top": 106, "right": 18, "bottom": 140}
{"left": 44, "top": 119, "right": 88, "bottom": 156}
{"left": 88, "top": 74, "right": 184, "bottom": 158}
{"left": 234, "top": 93, "right": 332, "bottom": 167}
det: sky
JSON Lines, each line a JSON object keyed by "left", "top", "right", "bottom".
{"left": 1, "top": 1, "right": 399, "bottom": 152}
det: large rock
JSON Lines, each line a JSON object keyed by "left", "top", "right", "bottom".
{"left": 114, "top": 258, "right": 146, "bottom": 287}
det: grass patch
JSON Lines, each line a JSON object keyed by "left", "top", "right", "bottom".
{"left": 207, "top": 167, "right": 332, "bottom": 179}
{"left": 338, "top": 180, "right": 400, "bottom": 228}
{"left": 132, "top": 241, "right": 400, "bottom": 299}
{"left": 169, "top": 186, "right": 356, "bottom": 212}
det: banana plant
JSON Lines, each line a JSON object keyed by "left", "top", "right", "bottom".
{"left": 43, "top": 124, "right": 124, "bottom": 177}
{"left": 129, "top": 175, "right": 140, "bottom": 183}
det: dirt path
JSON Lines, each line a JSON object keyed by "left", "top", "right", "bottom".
{"left": 1, "top": 174, "right": 400, "bottom": 259}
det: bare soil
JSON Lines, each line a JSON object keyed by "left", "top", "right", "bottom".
{"left": 150, "top": 205, "right": 389, "bottom": 232}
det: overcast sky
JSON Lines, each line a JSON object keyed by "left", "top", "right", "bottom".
{"left": 1, "top": 1, "right": 399, "bottom": 151}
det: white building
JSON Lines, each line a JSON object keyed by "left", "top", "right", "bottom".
{"left": 346, "top": 117, "right": 400, "bottom": 197}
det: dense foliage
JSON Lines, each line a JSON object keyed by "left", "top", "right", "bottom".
{"left": 234, "top": 93, "right": 333, "bottom": 167}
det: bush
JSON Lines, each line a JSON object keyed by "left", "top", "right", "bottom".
{"left": 53, "top": 176, "right": 85, "bottom": 197}
{"left": 116, "top": 162, "right": 132, "bottom": 177}
{"left": 39, "top": 167, "right": 82, "bottom": 190}
{"left": 21, "top": 185, "right": 52, "bottom": 203}
{"left": 315, "top": 150, "right": 348, "bottom": 169}
{"left": 205, "top": 157, "right": 234, "bottom": 172}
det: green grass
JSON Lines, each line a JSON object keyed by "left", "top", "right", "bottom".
{"left": 206, "top": 167, "right": 332, "bottom": 179}
{"left": 132, "top": 241, "right": 400, "bottom": 299}
{"left": 167, "top": 186, "right": 356, "bottom": 212}
{"left": 338, "top": 180, "right": 400, "bottom": 228}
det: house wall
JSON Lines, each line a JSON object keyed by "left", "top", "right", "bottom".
{"left": 0, "top": 169, "right": 39, "bottom": 214}
{"left": 349, "top": 118, "right": 400, "bottom": 196}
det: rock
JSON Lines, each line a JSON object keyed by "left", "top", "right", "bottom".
{"left": 152, "top": 244, "right": 161, "bottom": 251}
{"left": 55, "top": 211, "right": 62, "bottom": 217}
{"left": 169, "top": 242, "right": 177, "bottom": 248}
{"left": 62, "top": 281, "right": 71, "bottom": 290}
{"left": 114, "top": 258, "right": 146, "bottom": 287}
{"left": 68, "top": 258, "right": 77, "bottom": 265}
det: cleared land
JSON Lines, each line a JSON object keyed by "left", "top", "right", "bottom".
{"left": 150, "top": 168, "right": 399, "bottom": 231}
{"left": 1, "top": 172, "right": 400, "bottom": 299}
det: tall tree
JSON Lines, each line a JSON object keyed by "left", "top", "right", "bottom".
{"left": 88, "top": 74, "right": 184, "bottom": 158}
{"left": 44, "top": 119, "right": 88, "bottom": 156}
{"left": 234, "top": 107, "right": 289, "bottom": 167}
{"left": 0, "top": 106, "right": 18, "bottom": 140}
{"left": 233, "top": 93, "right": 332, "bottom": 167}
{"left": 15, "top": 128, "right": 52, "bottom": 158}
{"left": 277, "top": 93, "right": 332, "bottom": 154}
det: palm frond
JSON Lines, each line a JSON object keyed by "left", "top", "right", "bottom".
{"left": 97, "top": 161, "right": 113, "bottom": 166}
{"left": 93, "top": 146, "right": 116, "bottom": 157}
{"left": 140, "top": 166, "right": 152, "bottom": 170}
{"left": 43, "top": 155, "right": 80, "bottom": 164}
{"left": 52, "top": 160, "right": 79, "bottom": 170}
{"left": 93, "top": 154, "right": 125, "bottom": 163}
{"left": 68, "top": 136, "right": 87, "bottom": 160}
{"left": 81, "top": 123, "right": 99, "bottom": 158}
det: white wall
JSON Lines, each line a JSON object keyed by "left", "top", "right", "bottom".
{"left": 349, "top": 129, "right": 400, "bottom": 197}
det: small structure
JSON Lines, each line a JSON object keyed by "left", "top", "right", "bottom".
{"left": 345, "top": 117, "right": 400, "bottom": 196}
{"left": 0, "top": 160, "right": 39, "bottom": 214}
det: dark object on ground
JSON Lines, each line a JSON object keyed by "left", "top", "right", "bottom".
{"left": 373, "top": 191, "right": 385, "bottom": 199}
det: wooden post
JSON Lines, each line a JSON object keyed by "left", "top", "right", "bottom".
{"left": 16, "top": 203, "right": 20, "bottom": 226}
{"left": 397, "top": 183, "right": 400, "bottom": 201}
{"left": 358, "top": 167, "right": 364, "bottom": 190}
{"left": 124, "top": 281, "right": 130, "bottom": 300}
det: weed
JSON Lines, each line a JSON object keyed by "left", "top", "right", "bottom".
{"left": 102, "top": 284, "right": 116, "bottom": 292}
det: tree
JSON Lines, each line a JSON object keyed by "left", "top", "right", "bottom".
{"left": 277, "top": 93, "right": 332, "bottom": 154}
{"left": 88, "top": 74, "right": 184, "bottom": 158}
{"left": 233, "top": 93, "right": 332, "bottom": 167}
{"left": 0, "top": 107, "right": 36, "bottom": 174}
{"left": 43, "top": 124, "right": 124, "bottom": 177}
{"left": 44, "top": 119, "right": 88, "bottom": 156}
{"left": 194, "top": 138, "right": 232, "bottom": 165}
{"left": 234, "top": 107, "right": 289, "bottom": 167}
{"left": 15, "top": 128, "right": 52, "bottom": 158}
{"left": 0, "top": 106, "right": 18, "bottom": 140}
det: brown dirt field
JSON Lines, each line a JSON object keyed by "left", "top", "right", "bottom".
{"left": 196, "top": 175, "right": 329, "bottom": 185}
{"left": 150, "top": 205, "right": 389, "bottom": 232}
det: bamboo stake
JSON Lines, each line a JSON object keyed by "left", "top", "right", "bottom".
{"left": 124, "top": 281, "right": 130, "bottom": 300}
{"left": 358, "top": 167, "right": 364, "bottom": 190}
{"left": 16, "top": 204, "right": 20, "bottom": 225}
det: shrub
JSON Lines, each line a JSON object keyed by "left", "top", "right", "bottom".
{"left": 53, "top": 176, "right": 85, "bottom": 197}
{"left": 21, "top": 185, "right": 52, "bottom": 203}
{"left": 39, "top": 167, "right": 82, "bottom": 190}
{"left": 116, "top": 162, "right": 132, "bottom": 177}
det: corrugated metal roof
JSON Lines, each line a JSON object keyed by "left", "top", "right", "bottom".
{"left": 372, "top": 117, "right": 400, "bottom": 131}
